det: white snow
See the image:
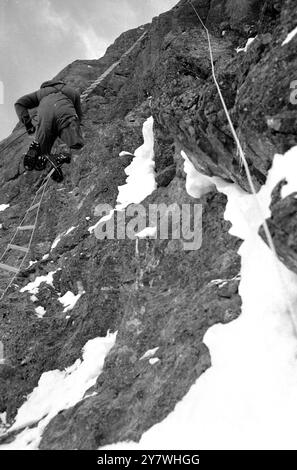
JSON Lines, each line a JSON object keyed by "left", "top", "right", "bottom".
{"left": 65, "top": 226, "right": 76, "bottom": 236}
{"left": 0, "top": 412, "right": 7, "bottom": 425}
{"left": 91, "top": 209, "right": 115, "bottom": 227}
{"left": 0, "top": 340, "right": 4, "bottom": 364}
{"left": 116, "top": 117, "right": 156, "bottom": 210}
{"left": 35, "top": 306, "right": 46, "bottom": 319}
{"left": 119, "top": 151, "right": 133, "bottom": 157}
{"left": 136, "top": 227, "right": 157, "bottom": 239}
{"left": 282, "top": 25, "right": 297, "bottom": 46}
{"left": 182, "top": 150, "right": 215, "bottom": 197}
{"left": 140, "top": 347, "right": 159, "bottom": 361}
{"left": 20, "top": 270, "right": 59, "bottom": 295}
{"left": 236, "top": 36, "right": 256, "bottom": 53}
{"left": 103, "top": 146, "right": 297, "bottom": 450}
{"left": 0, "top": 332, "right": 117, "bottom": 450}
{"left": 0, "top": 204, "right": 9, "bottom": 212}
{"left": 30, "top": 295, "right": 38, "bottom": 303}
{"left": 42, "top": 254, "right": 49, "bottom": 261}
{"left": 149, "top": 358, "right": 160, "bottom": 366}
{"left": 50, "top": 235, "right": 62, "bottom": 251}
{"left": 50, "top": 227, "right": 77, "bottom": 251}
{"left": 89, "top": 117, "right": 156, "bottom": 234}
{"left": 58, "top": 291, "right": 82, "bottom": 313}
{"left": 28, "top": 260, "right": 37, "bottom": 267}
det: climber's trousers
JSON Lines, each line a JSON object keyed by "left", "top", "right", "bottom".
{"left": 36, "top": 115, "right": 84, "bottom": 155}
{"left": 59, "top": 117, "right": 84, "bottom": 150}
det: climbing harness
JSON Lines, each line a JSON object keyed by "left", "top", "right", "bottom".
{"left": 0, "top": 30, "right": 148, "bottom": 298}
{"left": 188, "top": 0, "right": 297, "bottom": 334}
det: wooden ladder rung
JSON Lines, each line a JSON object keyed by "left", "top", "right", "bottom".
{"left": 27, "top": 203, "right": 40, "bottom": 212}
{"left": 8, "top": 244, "right": 29, "bottom": 253}
{"left": 36, "top": 173, "right": 52, "bottom": 193}
{"left": 17, "top": 225, "right": 35, "bottom": 231}
{"left": 0, "top": 263, "right": 19, "bottom": 274}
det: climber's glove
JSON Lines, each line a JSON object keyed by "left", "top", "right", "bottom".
{"left": 23, "top": 117, "right": 35, "bottom": 135}
{"left": 25, "top": 122, "right": 36, "bottom": 135}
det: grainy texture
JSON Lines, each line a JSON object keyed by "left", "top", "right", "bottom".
{"left": 0, "top": 0, "right": 296, "bottom": 449}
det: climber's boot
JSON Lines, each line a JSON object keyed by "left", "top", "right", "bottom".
{"left": 23, "top": 141, "right": 40, "bottom": 171}
{"left": 44, "top": 152, "right": 71, "bottom": 183}
{"left": 34, "top": 155, "right": 47, "bottom": 171}
{"left": 54, "top": 151, "right": 72, "bottom": 166}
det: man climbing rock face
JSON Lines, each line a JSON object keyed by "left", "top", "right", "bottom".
{"left": 14, "top": 80, "right": 84, "bottom": 181}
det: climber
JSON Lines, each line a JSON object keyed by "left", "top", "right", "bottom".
{"left": 14, "top": 79, "right": 84, "bottom": 181}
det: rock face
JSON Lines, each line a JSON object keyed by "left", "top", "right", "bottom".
{"left": 260, "top": 180, "right": 297, "bottom": 275}
{"left": 0, "top": 0, "right": 296, "bottom": 449}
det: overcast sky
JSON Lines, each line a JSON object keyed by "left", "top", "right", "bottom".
{"left": 0, "top": 0, "right": 177, "bottom": 141}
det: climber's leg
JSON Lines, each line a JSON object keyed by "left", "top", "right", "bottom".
{"left": 35, "top": 110, "right": 57, "bottom": 156}
{"left": 23, "top": 141, "right": 41, "bottom": 171}
{"left": 59, "top": 117, "right": 84, "bottom": 151}
{"left": 23, "top": 107, "right": 57, "bottom": 171}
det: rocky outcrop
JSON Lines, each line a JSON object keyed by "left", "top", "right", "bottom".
{"left": 0, "top": 0, "right": 296, "bottom": 449}
{"left": 260, "top": 179, "right": 297, "bottom": 275}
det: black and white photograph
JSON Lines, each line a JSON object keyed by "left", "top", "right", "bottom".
{"left": 0, "top": 0, "right": 297, "bottom": 457}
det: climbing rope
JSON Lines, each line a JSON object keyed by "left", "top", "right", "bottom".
{"left": 188, "top": 0, "right": 297, "bottom": 334}
{"left": 0, "top": 30, "right": 148, "bottom": 298}
{"left": 80, "top": 30, "right": 147, "bottom": 102}
{"left": 0, "top": 129, "right": 27, "bottom": 154}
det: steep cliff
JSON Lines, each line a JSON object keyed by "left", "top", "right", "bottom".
{"left": 0, "top": 0, "right": 296, "bottom": 449}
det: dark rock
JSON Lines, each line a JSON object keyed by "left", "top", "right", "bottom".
{"left": 0, "top": 364, "right": 16, "bottom": 380}
{"left": 0, "top": 0, "right": 295, "bottom": 450}
{"left": 260, "top": 180, "right": 297, "bottom": 275}
{"left": 155, "top": 164, "right": 176, "bottom": 187}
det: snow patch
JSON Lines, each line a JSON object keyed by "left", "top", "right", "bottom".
{"left": 116, "top": 116, "right": 156, "bottom": 210}
{"left": 136, "top": 227, "right": 157, "bottom": 239}
{"left": 58, "top": 291, "right": 83, "bottom": 313}
{"left": 140, "top": 347, "right": 159, "bottom": 361}
{"left": 182, "top": 150, "right": 215, "bottom": 197}
{"left": 0, "top": 204, "right": 9, "bottom": 212}
{"left": 0, "top": 412, "right": 7, "bottom": 425}
{"left": 28, "top": 260, "right": 37, "bottom": 267}
{"left": 51, "top": 227, "right": 77, "bottom": 250}
{"left": 35, "top": 306, "right": 46, "bottom": 319}
{"left": 20, "top": 271, "right": 59, "bottom": 295}
{"left": 51, "top": 235, "right": 62, "bottom": 251}
{"left": 104, "top": 146, "right": 297, "bottom": 450}
{"left": 65, "top": 226, "right": 76, "bottom": 236}
{"left": 119, "top": 151, "right": 133, "bottom": 157}
{"left": 89, "top": 117, "right": 156, "bottom": 234}
{"left": 0, "top": 332, "right": 117, "bottom": 450}
{"left": 149, "top": 358, "right": 160, "bottom": 366}
{"left": 282, "top": 25, "right": 297, "bottom": 45}
{"left": 236, "top": 36, "right": 256, "bottom": 53}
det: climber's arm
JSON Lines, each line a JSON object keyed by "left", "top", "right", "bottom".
{"left": 14, "top": 91, "right": 39, "bottom": 133}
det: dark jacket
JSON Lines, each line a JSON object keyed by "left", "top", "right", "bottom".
{"left": 15, "top": 80, "right": 82, "bottom": 130}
